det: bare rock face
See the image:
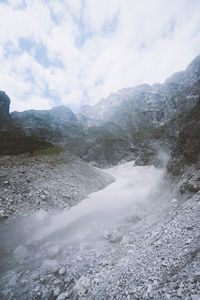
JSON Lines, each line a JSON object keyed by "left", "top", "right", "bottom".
{"left": 77, "top": 55, "right": 200, "bottom": 134}
{"left": 77, "top": 55, "right": 200, "bottom": 167}
{"left": 11, "top": 105, "right": 78, "bottom": 133}
{"left": 0, "top": 91, "right": 10, "bottom": 129}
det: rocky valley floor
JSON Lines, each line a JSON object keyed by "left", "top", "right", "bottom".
{"left": 0, "top": 152, "right": 113, "bottom": 218}
{"left": 0, "top": 161, "right": 200, "bottom": 299}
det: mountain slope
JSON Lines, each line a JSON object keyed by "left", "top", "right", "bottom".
{"left": 77, "top": 55, "right": 200, "bottom": 171}
{"left": 0, "top": 96, "right": 132, "bottom": 166}
{"left": 78, "top": 55, "right": 200, "bottom": 134}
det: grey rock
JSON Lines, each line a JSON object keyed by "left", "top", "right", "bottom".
{"left": 177, "top": 288, "right": 182, "bottom": 297}
{"left": 191, "top": 295, "right": 200, "bottom": 300}
{"left": 57, "top": 292, "right": 70, "bottom": 300}
{"left": 73, "top": 276, "right": 91, "bottom": 296}
{"left": 40, "top": 195, "right": 46, "bottom": 200}
{"left": 42, "top": 259, "right": 59, "bottom": 273}
{"left": 59, "top": 267, "right": 66, "bottom": 276}
{"left": 147, "top": 284, "right": 152, "bottom": 294}
{"left": 34, "top": 285, "right": 40, "bottom": 293}
{"left": 53, "top": 287, "right": 60, "bottom": 297}
{"left": 0, "top": 209, "right": 6, "bottom": 217}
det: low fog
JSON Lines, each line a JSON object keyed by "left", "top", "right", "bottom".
{"left": 0, "top": 161, "right": 173, "bottom": 276}
{"left": 30, "top": 162, "right": 165, "bottom": 242}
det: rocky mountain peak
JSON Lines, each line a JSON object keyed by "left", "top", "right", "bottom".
{"left": 10, "top": 105, "right": 78, "bottom": 129}
{"left": 185, "top": 54, "right": 200, "bottom": 84}
{"left": 164, "top": 71, "right": 185, "bottom": 85}
{"left": 50, "top": 105, "right": 77, "bottom": 122}
{"left": 165, "top": 55, "right": 200, "bottom": 87}
{"left": 77, "top": 54, "right": 200, "bottom": 132}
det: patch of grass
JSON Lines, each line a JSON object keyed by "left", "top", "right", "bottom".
{"left": 133, "top": 129, "right": 151, "bottom": 138}
{"left": 33, "top": 146, "right": 64, "bottom": 156}
{"left": 0, "top": 126, "right": 53, "bottom": 155}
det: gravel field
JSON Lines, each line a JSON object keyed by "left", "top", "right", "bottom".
{"left": 0, "top": 151, "right": 114, "bottom": 218}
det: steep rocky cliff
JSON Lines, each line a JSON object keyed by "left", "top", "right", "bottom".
{"left": 165, "top": 99, "right": 200, "bottom": 196}
{"left": 0, "top": 91, "right": 10, "bottom": 129}
{"left": 77, "top": 55, "right": 200, "bottom": 170}
{"left": 11, "top": 106, "right": 81, "bottom": 139}
{"left": 78, "top": 55, "right": 200, "bottom": 135}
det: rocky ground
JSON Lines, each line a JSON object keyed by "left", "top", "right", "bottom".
{"left": 0, "top": 151, "right": 114, "bottom": 218}
{"left": 89, "top": 190, "right": 200, "bottom": 300}
{"left": 0, "top": 163, "right": 199, "bottom": 299}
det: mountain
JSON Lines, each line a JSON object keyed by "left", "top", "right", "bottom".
{"left": 77, "top": 55, "right": 200, "bottom": 171}
{"left": 78, "top": 55, "right": 200, "bottom": 134}
{"left": 11, "top": 105, "right": 77, "bottom": 126}
{"left": 0, "top": 55, "right": 200, "bottom": 171}
{"left": 10, "top": 106, "right": 85, "bottom": 151}
{"left": 0, "top": 91, "right": 10, "bottom": 129}
{"left": 0, "top": 94, "right": 55, "bottom": 155}
{"left": 0, "top": 99, "right": 131, "bottom": 166}
{"left": 82, "top": 121, "right": 131, "bottom": 167}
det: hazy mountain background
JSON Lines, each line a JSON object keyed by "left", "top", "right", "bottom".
{"left": 1, "top": 55, "right": 200, "bottom": 174}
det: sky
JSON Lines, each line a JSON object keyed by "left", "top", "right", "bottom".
{"left": 0, "top": 0, "right": 200, "bottom": 112}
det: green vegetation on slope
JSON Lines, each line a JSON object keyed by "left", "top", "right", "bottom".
{"left": 0, "top": 125, "right": 53, "bottom": 155}
{"left": 33, "top": 146, "right": 64, "bottom": 156}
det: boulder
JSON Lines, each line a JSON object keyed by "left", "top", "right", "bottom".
{"left": 73, "top": 276, "right": 91, "bottom": 296}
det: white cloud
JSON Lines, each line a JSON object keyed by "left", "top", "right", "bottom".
{"left": 0, "top": 0, "right": 200, "bottom": 112}
{"left": 11, "top": 95, "right": 54, "bottom": 112}
{"left": 6, "top": 0, "right": 24, "bottom": 9}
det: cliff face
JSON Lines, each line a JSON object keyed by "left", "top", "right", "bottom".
{"left": 164, "top": 99, "right": 200, "bottom": 196}
{"left": 0, "top": 91, "right": 10, "bottom": 129}
{"left": 10, "top": 106, "right": 83, "bottom": 141}
{"left": 77, "top": 56, "right": 200, "bottom": 134}
{"left": 7, "top": 104, "right": 131, "bottom": 166}
{"left": 77, "top": 55, "right": 200, "bottom": 169}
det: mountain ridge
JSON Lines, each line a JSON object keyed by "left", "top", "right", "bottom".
{"left": 77, "top": 55, "right": 200, "bottom": 132}
{"left": 0, "top": 54, "right": 200, "bottom": 171}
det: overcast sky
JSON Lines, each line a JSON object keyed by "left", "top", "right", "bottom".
{"left": 0, "top": 0, "right": 200, "bottom": 112}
